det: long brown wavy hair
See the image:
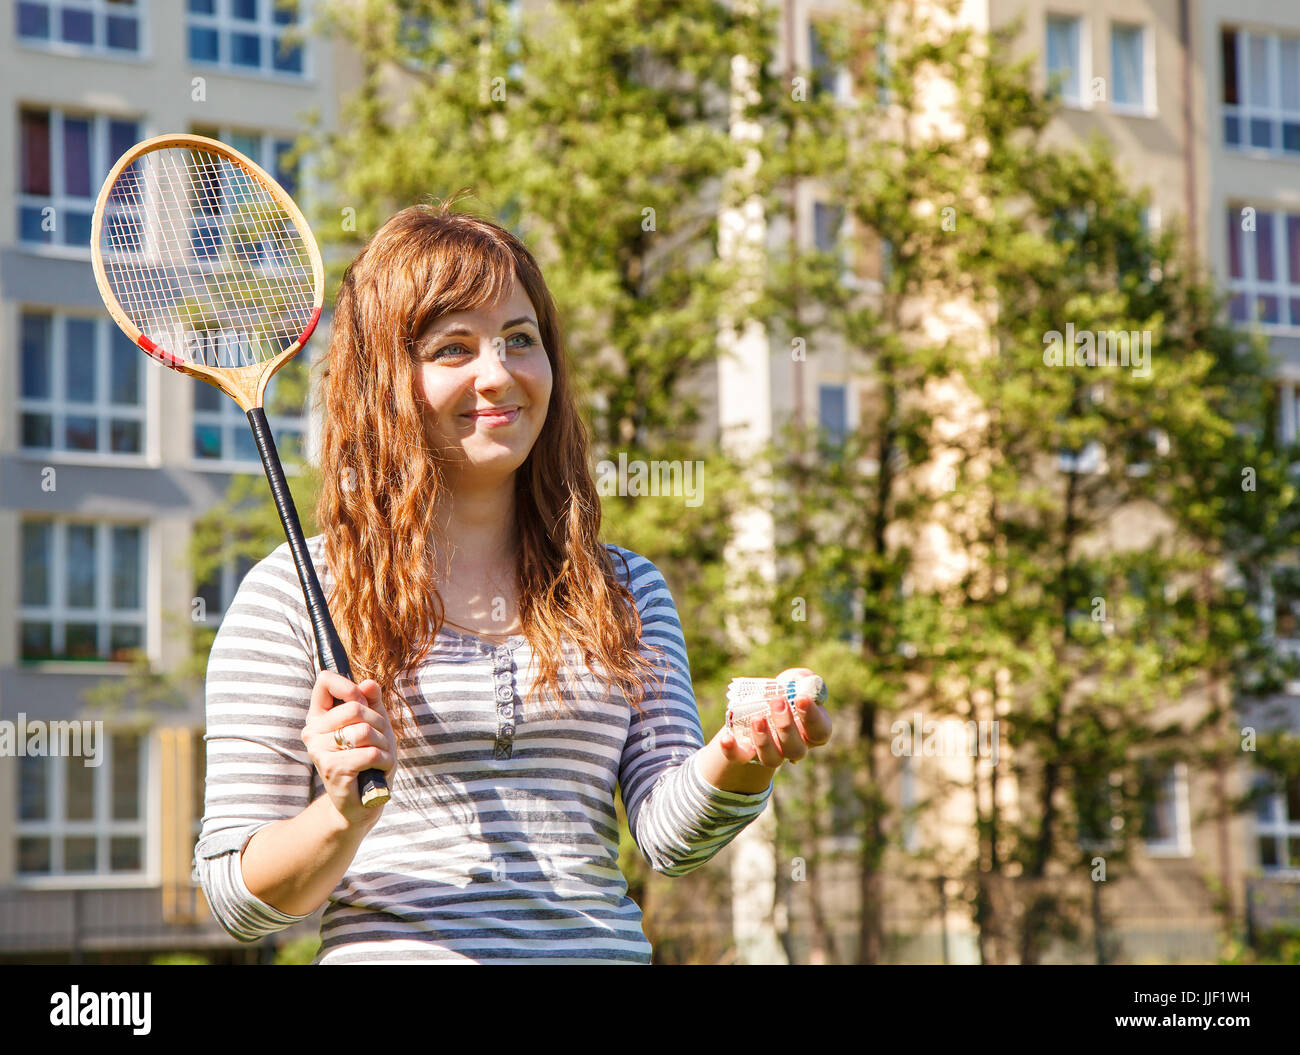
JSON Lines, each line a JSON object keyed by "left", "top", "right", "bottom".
{"left": 315, "top": 196, "right": 665, "bottom": 743}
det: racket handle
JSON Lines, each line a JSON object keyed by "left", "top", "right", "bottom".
{"left": 247, "top": 408, "right": 391, "bottom": 808}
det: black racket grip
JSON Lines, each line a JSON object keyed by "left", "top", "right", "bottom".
{"left": 247, "top": 408, "right": 390, "bottom": 808}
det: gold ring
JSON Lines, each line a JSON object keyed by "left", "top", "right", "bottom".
{"left": 333, "top": 726, "right": 351, "bottom": 750}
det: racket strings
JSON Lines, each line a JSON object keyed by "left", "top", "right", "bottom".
{"left": 99, "top": 145, "right": 316, "bottom": 370}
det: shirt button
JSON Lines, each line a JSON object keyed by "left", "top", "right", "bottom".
{"left": 496, "top": 671, "right": 511, "bottom": 683}
{"left": 496, "top": 685, "right": 513, "bottom": 701}
{"left": 501, "top": 723, "right": 514, "bottom": 738}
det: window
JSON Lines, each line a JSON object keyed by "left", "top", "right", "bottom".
{"left": 19, "top": 109, "right": 138, "bottom": 249}
{"left": 1139, "top": 761, "right": 1190, "bottom": 856}
{"left": 813, "top": 199, "right": 857, "bottom": 286}
{"left": 192, "top": 377, "right": 304, "bottom": 466}
{"left": 1046, "top": 14, "right": 1084, "bottom": 106}
{"left": 1222, "top": 28, "right": 1300, "bottom": 154}
{"left": 813, "top": 200, "right": 843, "bottom": 254}
{"left": 1254, "top": 771, "right": 1300, "bottom": 871}
{"left": 16, "top": 732, "right": 146, "bottom": 878}
{"left": 20, "top": 519, "right": 147, "bottom": 662}
{"left": 1225, "top": 204, "right": 1300, "bottom": 329}
{"left": 187, "top": 0, "right": 304, "bottom": 76}
{"left": 1110, "top": 23, "right": 1150, "bottom": 113}
{"left": 818, "top": 383, "right": 848, "bottom": 448}
{"left": 19, "top": 312, "right": 145, "bottom": 455}
{"left": 808, "top": 20, "right": 848, "bottom": 102}
{"left": 16, "top": 0, "right": 142, "bottom": 54}
{"left": 189, "top": 125, "right": 299, "bottom": 196}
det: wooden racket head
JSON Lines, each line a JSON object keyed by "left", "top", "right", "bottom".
{"left": 90, "top": 132, "right": 324, "bottom": 412}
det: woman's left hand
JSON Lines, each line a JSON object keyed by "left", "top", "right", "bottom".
{"left": 719, "top": 667, "right": 832, "bottom": 769}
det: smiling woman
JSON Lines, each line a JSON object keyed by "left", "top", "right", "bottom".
{"left": 192, "top": 195, "right": 828, "bottom": 965}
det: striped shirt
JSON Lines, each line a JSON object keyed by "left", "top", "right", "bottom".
{"left": 193, "top": 536, "right": 772, "bottom": 964}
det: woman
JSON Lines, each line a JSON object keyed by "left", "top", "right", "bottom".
{"left": 194, "top": 200, "right": 832, "bottom": 964}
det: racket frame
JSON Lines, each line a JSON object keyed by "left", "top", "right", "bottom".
{"left": 90, "top": 132, "right": 324, "bottom": 411}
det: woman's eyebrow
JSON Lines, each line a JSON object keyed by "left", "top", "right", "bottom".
{"left": 427, "top": 315, "right": 538, "bottom": 339}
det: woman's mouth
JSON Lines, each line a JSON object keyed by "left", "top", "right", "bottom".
{"left": 463, "top": 406, "right": 521, "bottom": 427}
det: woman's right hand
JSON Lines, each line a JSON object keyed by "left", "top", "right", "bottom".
{"left": 301, "top": 671, "right": 397, "bottom": 827}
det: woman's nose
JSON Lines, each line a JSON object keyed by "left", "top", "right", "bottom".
{"left": 474, "top": 341, "right": 514, "bottom": 382}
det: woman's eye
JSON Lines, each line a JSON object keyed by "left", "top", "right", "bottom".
{"left": 432, "top": 333, "right": 535, "bottom": 360}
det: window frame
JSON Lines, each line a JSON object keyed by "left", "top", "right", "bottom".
{"left": 1109, "top": 20, "right": 1156, "bottom": 118}
{"left": 1254, "top": 770, "right": 1300, "bottom": 875}
{"left": 18, "top": 108, "right": 141, "bottom": 257}
{"left": 14, "top": 0, "right": 150, "bottom": 61}
{"left": 188, "top": 123, "right": 300, "bottom": 195}
{"left": 15, "top": 730, "right": 151, "bottom": 887}
{"left": 806, "top": 16, "right": 854, "bottom": 105}
{"left": 1045, "top": 11, "right": 1091, "bottom": 111}
{"left": 810, "top": 197, "right": 860, "bottom": 288}
{"left": 1225, "top": 202, "right": 1300, "bottom": 334}
{"left": 1221, "top": 27, "right": 1300, "bottom": 158}
{"left": 19, "top": 518, "right": 149, "bottom": 666}
{"left": 1140, "top": 760, "right": 1193, "bottom": 857}
{"left": 186, "top": 0, "right": 311, "bottom": 82}
{"left": 18, "top": 310, "right": 149, "bottom": 463}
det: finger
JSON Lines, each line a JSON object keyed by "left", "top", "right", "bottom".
{"left": 308, "top": 670, "right": 370, "bottom": 718}
{"left": 751, "top": 715, "right": 786, "bottom": 768}
{"left": 717, "top": 726, "right": 756, "bottom": 765}
{"left": 319, "top": 743, "right": 394, "bottom": 777}
{"left": 323, "top": 721, "right": 385, "bottom": 751}
{"left": 356, "top": 678, "right": 385, "bottom": 711}
{"left": 792, "top": 697, "right": 832, "bottom": 747}
{"left": 767, "top": 695, "right": 808, "bottom": 763}
{"left": 307, "top": 699, "right": 387, "bottom": 738}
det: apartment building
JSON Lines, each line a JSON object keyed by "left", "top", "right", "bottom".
{"left": 721, "top": 0, "right": 1300, "bottom": 964}
{"left": 966, "top": 0, "right": 1300, "bottom": 963}
{"left": 1201, "top": 0, "right": 1300, "bottom": 938}
{"left": 0, "top": 0, "right": 344, "bottom": 962}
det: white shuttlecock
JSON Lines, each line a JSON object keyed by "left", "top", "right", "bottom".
{"left": 725, "top": 675, "right": 827, "bottom": 738}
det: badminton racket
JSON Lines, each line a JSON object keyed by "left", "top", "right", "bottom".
{"left": 90, "top": 132, "right": 389, "bottom": 807}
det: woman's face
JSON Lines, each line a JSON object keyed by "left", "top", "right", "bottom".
{"left": 412, "top": 275, "right": 552, "bottom": 485}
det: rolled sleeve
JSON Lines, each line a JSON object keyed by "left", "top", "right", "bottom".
{"left": 194, "top": 822, "right": 314, "bottom": 942}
